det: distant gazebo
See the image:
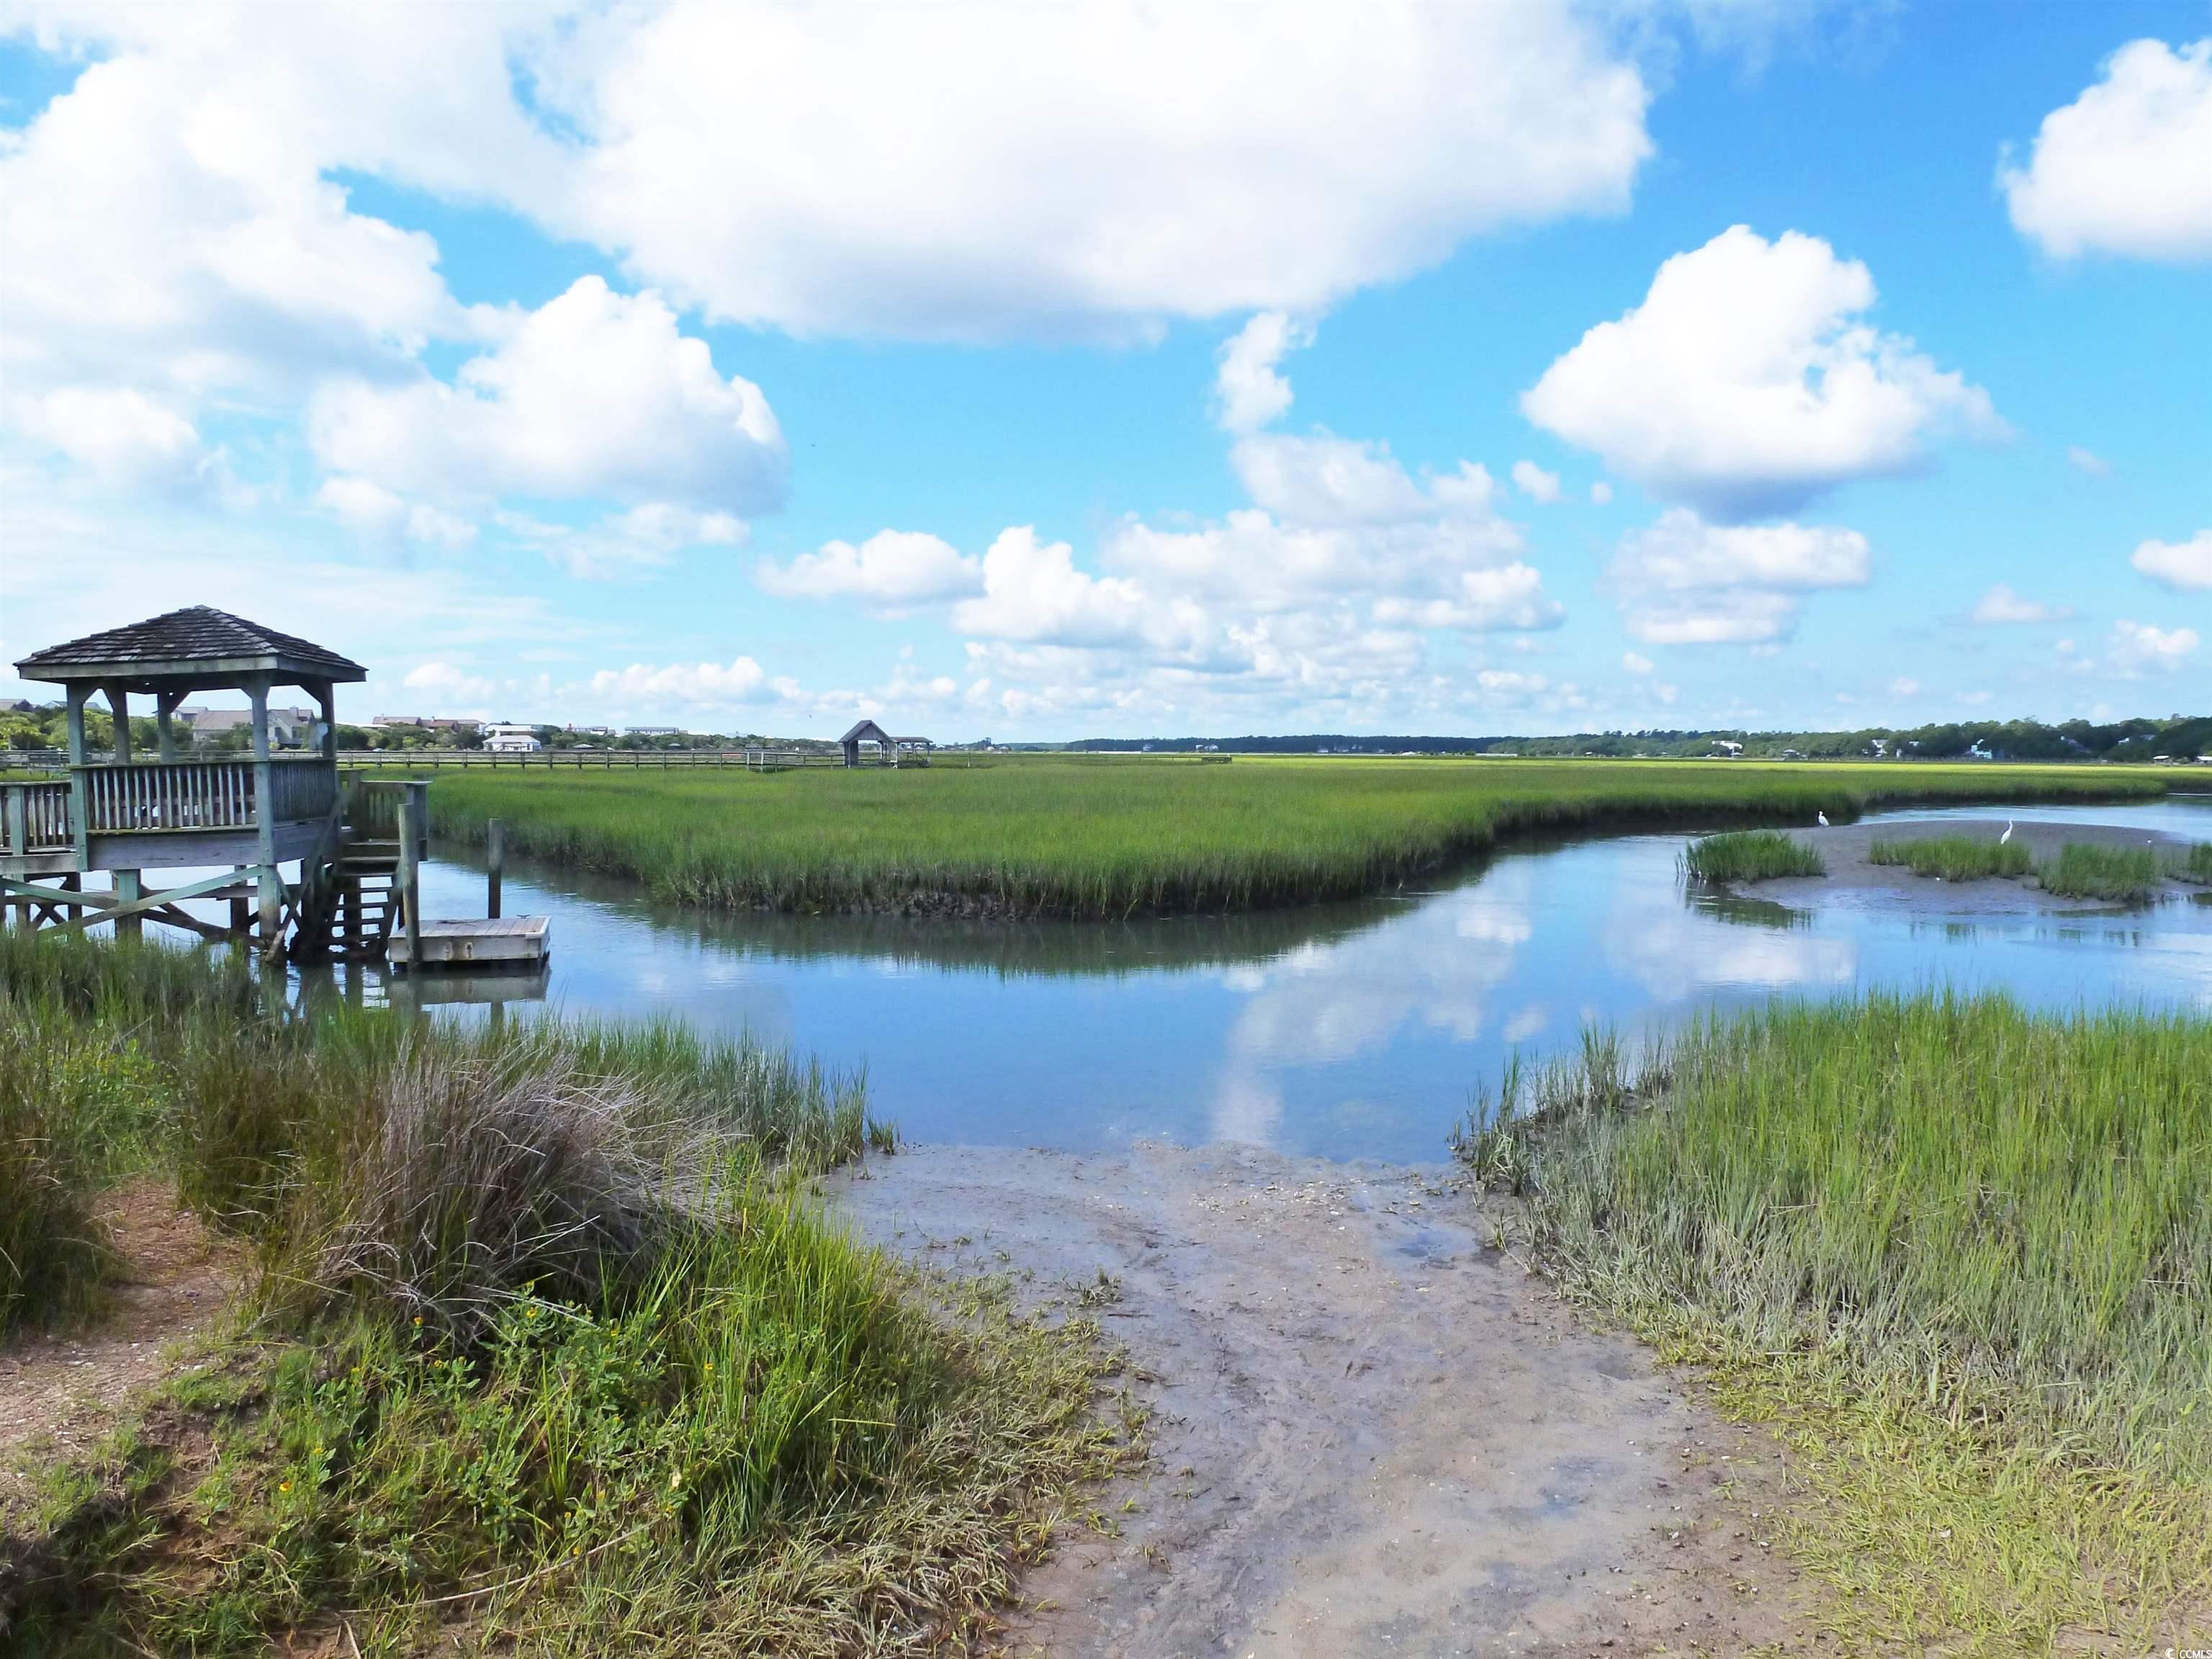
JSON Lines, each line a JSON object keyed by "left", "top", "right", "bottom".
{"left": 3, "top": 607, "right": 416, "bottom": 957}
{"left": 840, "top": 719, "right": 894, "bottom": 767}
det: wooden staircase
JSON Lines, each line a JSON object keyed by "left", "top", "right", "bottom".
{"left": 328, "top": 837, "right": 402, "bottom": 962}
{"left": 289, "top": 820, "right": 405, "bottom": 964}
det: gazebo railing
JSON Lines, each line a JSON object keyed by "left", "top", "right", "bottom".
{"left": 72, "top": 757, "right": 338, "bottom": 833}
{"left": 1, "top": 781, "right": 74, "bottom": 856}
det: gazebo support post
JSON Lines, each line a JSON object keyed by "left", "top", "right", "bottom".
{"left": 156, "top": 690, "right": 187, "bottom": 763}
{"left": 63, "top": 685, "right": 88, "bottom": 765}
{"left": 248, "top": 677, "right": 282, "bottom": 947}
{"left": 104, "top": 684, "right": 141, "bottom": 934}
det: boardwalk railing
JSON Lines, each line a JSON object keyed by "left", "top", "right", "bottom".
{"left": 337, "top": 748, "right": 835, "bottom": 770}
{"left": 73, "top": 757, "right": 338, "bottom": 834}
{"left": 1, "top": 780, "right": 73, "bottom": 857}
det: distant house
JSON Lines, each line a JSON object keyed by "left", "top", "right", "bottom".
{"left": 482, "top": 723, "right": 542, "bottom": 753}
{"left": 186, "top": 704, "right": 318, "bottom": 748}
{"left": 1709, "top": 739, "right": 1744, "bottom": 757}
{"left": 625, "top": 726, "right": 681, "bottom": 737}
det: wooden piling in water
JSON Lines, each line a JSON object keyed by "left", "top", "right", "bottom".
{"left": 487, "top": 817, "right": 503, "bottom": 919}
{"left": 397, "top": 796, "right": 421, "bottom": 952}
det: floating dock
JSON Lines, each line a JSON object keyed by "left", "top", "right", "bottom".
{"left": 389, "top": 915, "right": 550, "bottom": 971}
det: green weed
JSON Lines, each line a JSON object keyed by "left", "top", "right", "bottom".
{"left": 2037, "top": 840, "right": 2163, "bottom": 902}
{"left": 1867, "top": 833, "right": 2033, "bottom": 880}
{"left": 1460, "top": 992, "right": 2212, "bottom": 1647}
{"left": 1680, "top": 828, "right": 1825, "bottom": 883}
{"left": 2169, "top": 841, "right": 2212, "bottom": 885}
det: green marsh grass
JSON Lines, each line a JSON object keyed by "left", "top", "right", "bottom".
{"left": 364, "top": 756, "right": 2169, "bottom": 919}
{"left": 2036, "top": 840, "right": 2163, "bottom": 902}
{"left": 1680, "top": 827, "right": 1824, "bottom": 883}
{"left": 2167, "top": 841, "right": 2212, "bottom": 884}
{"left": 1457, "top": 992, "right": 2212, "bottom": 1647}
{"left": 0, "top": 935, "right": 1117, "bottom": 1654}
{"left": 1867, "top": 833, "right": 2033, "bottom": 881}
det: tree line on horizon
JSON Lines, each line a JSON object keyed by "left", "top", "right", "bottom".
{"left": 1071, "top": 714, "right": 2212, "bottom": 763}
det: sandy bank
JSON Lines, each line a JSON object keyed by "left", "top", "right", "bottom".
{"left": 830, "top": 1141, "right": 1813, "bottom": 1658}
{"left": 1750, "top": 817, "right": 2207, "bottom": 914}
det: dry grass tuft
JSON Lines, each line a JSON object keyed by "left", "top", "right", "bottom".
{"left": 312, "top": 1048, "right": 690, "bottom": 1346}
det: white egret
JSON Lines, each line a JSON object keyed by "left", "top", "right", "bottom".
{"left": 2000, "top": 820, "right": 2014, "bottom": 845}
{"left": 1817, "top": 811, "right": 1830, "bottom": 827}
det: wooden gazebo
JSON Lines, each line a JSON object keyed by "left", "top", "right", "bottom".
{"left": 840, "top": 719, "right": 897, "bottom": 767}
{"left": 2, "top": 607, "right": 416, "bottom": 956}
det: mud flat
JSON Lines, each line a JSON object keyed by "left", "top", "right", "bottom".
{"left": 1760, "top": 817, "right": 2204, "bottom": 913}
{"left": 831, "top": 1141, "right": 1814, "bottom": 1658}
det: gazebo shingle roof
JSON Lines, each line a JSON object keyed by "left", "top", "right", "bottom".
{"left": 14, "top": 606, "right": 367, "bottom": 684}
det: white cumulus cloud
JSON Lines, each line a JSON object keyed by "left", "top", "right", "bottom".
{"left": 549, "top": 4, "right": 1652, "bottom": 341}
{"left": 757, "top": 531, "right": 984, "bottom": 611}
{"left": 1523, "top": 226, "right": 2001, "bottom": 520}
{"left": 1622, "top": 651, "right": 1655, "bottom": 675}
{"left": 2108, "top": 619, "right": 2201, "bottom": 674}
{"left": 309, "top": 278, "right": 786, "bottom": 518}
{"left": 1969, "top": 583, "right": 2069, "bottom": 625}
{"left": 17, "top": 387, "right": 207, "bottom": 490}
{"left": 1511, "top": 460, "right": 1563, "bottom": 503}
{"left": 1609, "top": 508, "right": 1869, "bottom": 644}
{"left": 2131, "top": 529, "right": 2212, "bottom": 593}
{"left": 1215, "top": 312, "right": 1313, "bottom": 434}
{"left": 587, "top": 657, "right": 791, "bottom": 706}
{"left": 0, "top": 7, "right": 552, "bottom": 418}
{"left": 316, "top": 475, "right": 479, "bottom": 552}
{"left": 2067, "top": 445, "right": 2113, "bottom": 477}
{"left": 494, "top": 505, "right": 747, "bottom": 580}
{"left": 400, "top": 661, "right": 498, "bottom": 708}
{"left": 2000, "top": 38, "right": 2212, "bottom": 262}
{"left": 952, "top": 529, "right": 1156, "bottom": 649}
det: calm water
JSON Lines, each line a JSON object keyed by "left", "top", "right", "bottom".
{"left": 364, "top": 796, "right": 2212, "bottom": 1163}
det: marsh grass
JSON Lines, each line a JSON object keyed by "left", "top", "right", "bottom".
{"left": 368, "top": 757, "right": 2164, "bottom": 919}
{"left": 2036, "top": 840, "right": 2164, "bottom": 902}
{"left": 1457, "top": 992, "right": 2212, "bottom": 1646}
{"left": 1, "top": 934, "right": 1115, "bottom": 1655}
{"left": 2168, "top": 841, "right": 2212, "bottom": 885}
{"left": 1867, "top": 833, "right": 2033, "bottom": 881}
{"left": 1679, "top": 828, "right": 1825, "bottom": 883}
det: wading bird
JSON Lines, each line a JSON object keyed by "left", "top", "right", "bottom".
{"left": 1817, "top": 811, "right": 1830, "bottom": 827}
{"left": 2000, "top": 821, "right": 2014, "bottom": 845}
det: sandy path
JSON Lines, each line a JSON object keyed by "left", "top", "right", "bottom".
{"left": 0, "top": 1181, "right": 242, "bottom": 1519}
{"left": 832, "top": 1141, "right": 1813, "bottom": 1658}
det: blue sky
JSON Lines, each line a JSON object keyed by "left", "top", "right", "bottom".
{"left": 2, "top": 2, "right": 2206, "bottom": 739}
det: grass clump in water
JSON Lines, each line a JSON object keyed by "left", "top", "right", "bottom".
{"left": 0, "top": 932, "right": 1122, "bottom": 1655}
{"left": 1455, "top": 992, "right": 2212, "bottom": 1648}
{"left": 2168, "top": 840, "right": 2212, "bottom": 885}
{"left": 2036, "top": 840, "right": 2162, "bottom": 902}
{"left": 1680, "top": 828, "right": 1824, "bottom": 884}
{"left": 1868, "top": 833, "right": 2033, "bottom": 881}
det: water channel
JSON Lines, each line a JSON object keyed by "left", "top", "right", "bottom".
{"left": 337, "top": 796, "right": 2212, "bottom": 1163}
